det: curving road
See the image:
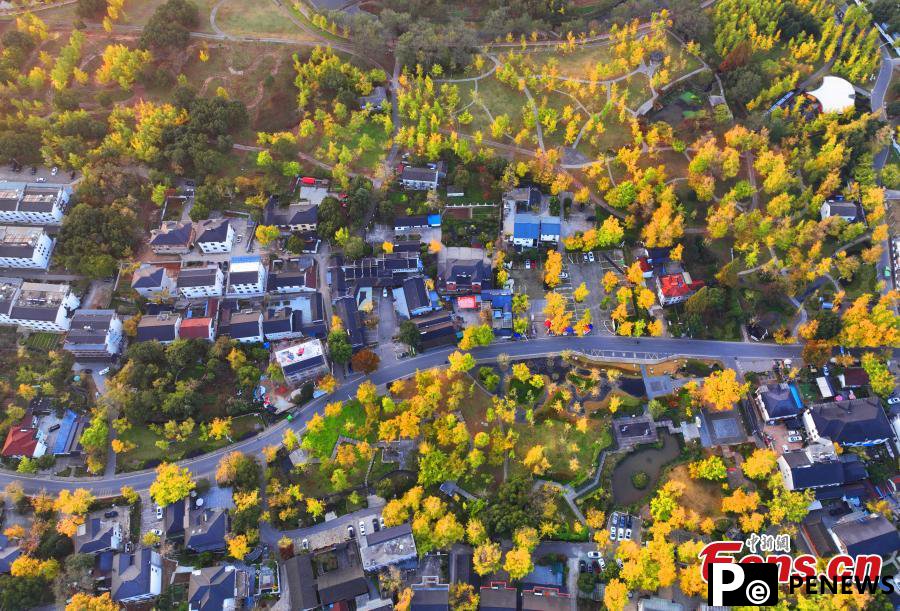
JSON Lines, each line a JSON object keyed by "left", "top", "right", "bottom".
{"left": 0, "top": 336, "right": 803, "bottom": 496}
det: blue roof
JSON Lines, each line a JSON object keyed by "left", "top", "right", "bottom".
{"left": 231, "top": 255, "right": 261, "bottom": 264}
{"left": 514, "top": 215, "right": 540, "bottom": 239}
{"left": 427, "top": 214, "right": 442, "bottom": 227}
{"left": 540, "top": 220, "right": 561, "bottom": 235}
{"left": 52, "top": 410, "right": 78, "bottom": 455}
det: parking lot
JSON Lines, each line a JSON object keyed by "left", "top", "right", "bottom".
{"left": 762, "top": 419, "right": 805, "bottom": 454}
{"left": 0, "top": 165, "right": 79, "bottom": 186}
{"left": 509, "top": 249, "right": 624, "bottom": 337}
{"left": 608, "top": 510, "right": 641, "bottom": 547}
{"left": 294, "top": 508, "right": 386, "bottom": 553}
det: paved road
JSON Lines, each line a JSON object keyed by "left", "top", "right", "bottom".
{"left": 0, "top": 335, "right": 804, "bottom": 496}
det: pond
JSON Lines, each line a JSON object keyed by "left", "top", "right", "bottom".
{"left": 618, "top": 376, "right": 646, "bottom": 397}
{"left": 611, "top": 431, "right": 681, "bottom": 505}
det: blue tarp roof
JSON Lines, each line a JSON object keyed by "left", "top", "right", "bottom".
{"left": 513, "top": 216, "right": 540, "bottom": 239}
{"left": 540, "top": 221, "right": 561, "bottom": 235}
{"left": 427, "top": 214, "right": 442, "bottom": 226}
{"left": 52, "top": 410, "right": 78, "bottom": 455}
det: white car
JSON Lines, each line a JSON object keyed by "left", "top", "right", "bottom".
{"left": 302, "top": 538, "right": 309, "bottom": 550}
{"left": 559, "top": 272, "right": 568, "bottom": 279}
{"left": 609, "top": 529, "right": 617, "bottom": 541}
{"left": 155, "top": 506, "right": 163, "bottom": 520}
{"left": 587, "top": 551, "right": 602, "bottom": 559}
{"left": 597, "top": 557, "right": 606, "bottom": 570}
{"left": 98, "top": 367, "right": 110, "bottom": 376}
{"left": 787, "top": 435, "right": 803, "bottom": 443}
{"left": 887, "top": 397, "right": 900, "bottom": 405}
{"left": 617, "top": 527, "right": 624, "bottom": 540}
{"left": 359, "top": 520, "right": 366, "bottom": 536}
{"left": 588, "top": 252, "right": 595, "bottom": 263}
{"left": 50, "top": 167, "right": 58, "bottom": 176}
{"left": 150, "top": 528, "right": 162, "bottom": 536}
{"left": 525, "top": 260, "right": 531, "bottom": 270}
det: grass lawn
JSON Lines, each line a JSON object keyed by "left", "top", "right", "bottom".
{"left": 618, "top": 73, "right": 653, "bottom": 110}
{"left": 215, "top": 0, "right": 316, "bottom": 40}
{"left": 510, "top": 414, "right": 612, "bottom": 484}
{"left": 476, "top": 77, "right": 531, "bottom": 140}
{"left": 301, "top": 400, "right": 368, "bottom": 460}
{"left": 116, "top": 414, "right": 264, "bottom": 472}
{"left": 457, "top": 374, "right": 497, "bottom": 437}
{"left": 25, "top": 333, "right": 61, "bottom": 350}
{"left": 664, "top": 463, "right": 725, "bottom": 520}
{"left": 529, "top": 43, "right": 621, "bottom": 81}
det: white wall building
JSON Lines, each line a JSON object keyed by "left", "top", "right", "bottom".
{"left": 227, "top": 256, "right": 267, "bottom": 297}
{"left": 194, "top": 219, "right": 235, "bottom": 254}
{"left": 0, "top": 225, "right": 54, "bottom": 269}
{"left": 0, "top": 183, "right": 70, "bottom": 225}
{"left": 176, "top": 266, "right": 224, "bottom": 299}
{"left": 131, "top": 264, "right": 177, "bottom": 299}
{"left": 63, "top": 309, "right": 124, "bottom": 359}
{"left": 0, "top": 279, "right": 80, "bottom": 332}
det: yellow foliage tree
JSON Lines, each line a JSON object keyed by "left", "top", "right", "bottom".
{"left": 700, "top": 369, "right": 749, "bottom": 411}
{"left": 503, "top": 547, "right": 533, "bottom": 580}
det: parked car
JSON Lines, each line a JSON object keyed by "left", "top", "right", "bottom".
{"left": 587, "top": 551, "right": 602, "bottom": 559}
{"left": 379, "top": 516, "right": 385, "bottom": 529}
{"left": 592, "top": 560, "right": 601, "bottom": 573}
{"left": 347, "top": 525, "right": 355, "bottom": 538}
{"left": 588, "top": 252, "right": 595, "bottom": 263}
{"left": 50, "top": 167, "right": 58, "bottom": 176}
{"left": 155, "top": 506, "right": 163, "bottom": 520}
{"left": 579, "top": 560, "right": 587, "bottom": 573}
{"left": 787, "top": 435, "right": 803, "bottom": 443}
{"left": 302, "top": 538, "right": 309, "bottom": 551}
{"left": 626, "top": 515, "right": 633, "bottom": 528}
{"left": 359, "top": 521, "right": 366, "bottom": 536}
{"left": 609, "top": 529, "right": 617, "bottom": 541}
{"left": 150, "top": 528, "right": 162, "bottom": 536}
{"left": 617, "top": 527, "right": 624, "bottom": 540}
{"left": 786, "top": 430, "right": 799, "bottom": 436}
{"left": 583, "top": 252, "right": 589, "bottom": 262}
{"left": 35, "top": 177, "right": 46, "bottom": 182}
{"left": 597, "top": 557, "right": 606, "bottom": 571}
{"left": 373, "top": 518, "right": 381, "bottom": 532}
{"left": 888, "top": 397, "right": 900, "bottom": 405}
{"left": 382, "top": 287, "right": 388, "bottom": 298}
{"left": 48, "top": 423, "right": 60, "bottom": 432}
{"left": 104, "top": 511, "right": 118, "bottom": 518}
{"left": 625, "top": 528, "right": 632, "bottom": 539}
{"left": 99, "top": 367, "right": 110, "bottom": 376}
{"left": 559, "top": 272, "right": 568, "bottom": 279}
{"left": 525, "top": 260, "right": 531, "bottom": 270}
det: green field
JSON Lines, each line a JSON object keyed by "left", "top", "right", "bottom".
{"left": 117, "top": 414, "right": 264, "bottom": 472}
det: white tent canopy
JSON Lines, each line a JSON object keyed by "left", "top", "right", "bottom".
{"left": 807, "top": 76, "right": 855, "bottom": 113}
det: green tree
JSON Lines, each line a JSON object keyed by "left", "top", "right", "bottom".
{"left": 328, "top": 330, "right": 353, "bottom": 364}
{"left": 398, "top": 320, "right": 421, "bottom": 350}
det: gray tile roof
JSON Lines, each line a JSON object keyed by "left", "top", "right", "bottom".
{"left": 188, "top": 565, "right": 238, "bottom": 611}
{"left": 831, "top": 514, "right": 900, "bottom": 557}
{"left": 132, "top": 265, "right": 166, "bottom": 288}
{"left": 194, "top": 219, "right": 230, "bottom": 244}
{"left": 177, "top": 267, "right": 219, "bottom": 288}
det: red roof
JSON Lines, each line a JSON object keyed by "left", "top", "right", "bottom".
{"left": 2, "top": 417, "right": 37, "bottom": 457}
{"left": 305, "top": 266, "right": 318, "bottom": 289}
{"left": 457, "top": 296, "right": 477, "bottom": 309}
{"left": 179, "top": 317, "right": 212, "bottom": 340}
{"left": 659, "top": 273, "right": 704, "bottom": 298}
{"left": 301, "top": 177, "right": 316, "bottom": 185}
